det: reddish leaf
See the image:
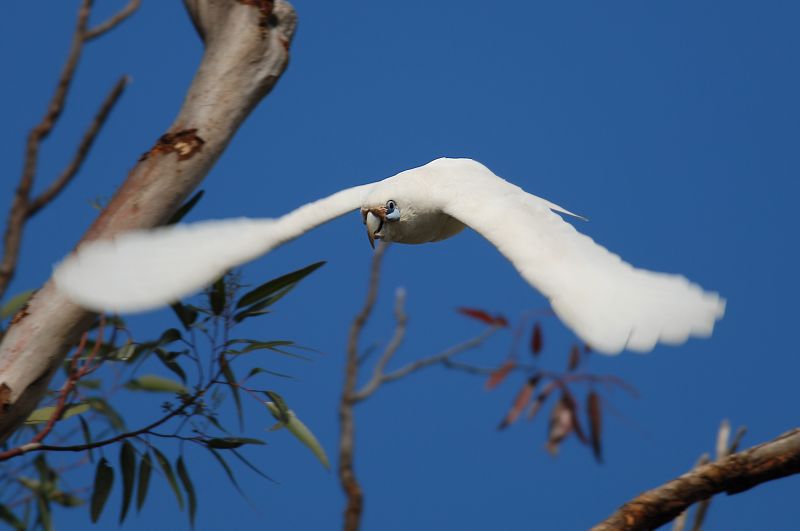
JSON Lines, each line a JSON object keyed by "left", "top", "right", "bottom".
{"left": 561, "top": 391, "right": 588, "bottom": 444}
{"left": 530, "top": 322, "right": 543, "bottom": 356}
{"left": 485, "top": 360, "right": 515, "bottom": 390}
{"left": 587, "top": 391, "right": 603, "bottom": 463}
{"left": 498, "top": 374, "right": 542, "bottom": 429}
{"left": 457, "top": 307, "right": 508, "bottom": 327}
{"left": 567, "top": 344, "right": 581, "bottom": 372}
{"left": 527, "top": 380, "right": 557, "bottom": 421}
{"left": 546, "top": 395, "right": 574, "bottom": 455}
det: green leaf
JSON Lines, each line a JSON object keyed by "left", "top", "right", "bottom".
{"left": 107, "top": 342, "right": 136, "bottom": 362}
{"left": 36, "top": 494, "right": 52, "bottom": 531}
{"left": 176, "top": 457, "right": 197, "bottom": 528}
{"left": 236, "top": 262, "right": 325, "bottom": 309}
{"left": 50, "top": 491, "right": 83, "bottom": 507}
{"left": 78, "top": 416, "right": 94, "bottom": 463}
{"left": 230, "top": 449, "right": 274, "bottom": 482}
{"left": 86, "top": 397, "right": 126, "bottom": 431}
{"left": 0, "top": 503, "right": 25, "bottom": 531}
{"left": 171, "top": 302, "right": 198, "bottom": 330}
{"left": 157, "top": 328, "right": 183, "bottom": 345}
{"left": 119, "top": 442, "right": 136, "bottom": 523}
{"left": 220, "top": 358, "right": 243, "bottom": 430}
{"left": 125, "top": 375, "right": 187, "bottom": 394}
{"left": 205, "top": 437, "right": 265, "bottom": 449}
{"left": 265, "top": 399, "right": 329, "bottom": 469}
{"left": 264, "top": 391, "right": 290, "bottom": 424}
{"left": 152, "top": 447, "right": 183, "bottom": 511}
{"left": 136, "top": 452, "right": 152, "bottom": 512}
{"left": 209, "top": 277, "right": 226, "bottom": 316}
{"left": 247, "top": 367, "right": 293, "bottom": 380}
{"left": 167, "top": 190, "right": 204, "bottom": 225}
{"left": 205, "top": 448, "right": 246, "bottom": 498}
{"left": 90, "top": 458, "right": 114, "bottom": 523}
{"left": 76, "top": 379, "right": 102, "bottom": 390}
{"left": 0, "top": 290, "right": 34, "bottom": 320}
{"left": 24, "top": 403, "right": 89, "bottom": 425}
{"left": 155, "top": 348, "right": 187, "bottom": 383}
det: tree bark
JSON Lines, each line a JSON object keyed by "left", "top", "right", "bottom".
{"left": 592, "top": 428, "right": 800, "bottom": 531}
{"left": 0, "top": 0, "right": 297, "bottom": 442}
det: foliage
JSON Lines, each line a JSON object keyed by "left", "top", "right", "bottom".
{"left": 0, "top": 255, "right": 329, "bottom": 529}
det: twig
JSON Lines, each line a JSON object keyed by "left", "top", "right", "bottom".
{"left": 353, "top": 324, "right": 501, "bottom": 402}
{"left": 339, "top": 243, "right": 389, "bottom": 531}
{"left": 84, "top": 0, "right": 141, "bottom": 41}
{"left": 592, "top": 427, "right": 800, "bottom": 531}
{"left": 0, "top": 0, "right": 137, "bottom": 300}
{"left": 27, "top": 76, "right": 129, "bottom": 217}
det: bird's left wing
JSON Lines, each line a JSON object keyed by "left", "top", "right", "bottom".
{"left": 53, "top": 184, "right": 373, "bottom": 313}
{"left": 436, "top": 159, "right": 725, "bottom": 354}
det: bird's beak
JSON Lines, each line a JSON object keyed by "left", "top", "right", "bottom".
{"left": 363, "top": 208, "right": 386, "bottom": 249}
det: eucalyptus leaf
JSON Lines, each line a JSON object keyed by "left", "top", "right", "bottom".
{"left": 176, "top": 457, "right": 197, "bottom": 528}
{"left": 0, "top": 290, "right": 33, "bottom": 320}
{"left": 236, "top": 262, "right": 325, "bottom": 309}
{"left": 125, "top": 375, "right": 187, "bottom": 394}
{"left": 90, "top": 458, "right": 114, "bottom": 523}
{"left": 119, "top": 442, "right": 136, "bottom": 523}
{"left": 152, "top": 447, "right": 183, "bottom": 510}
{"left": 24, "top": 403, "right": 89, "bottom": 425}
{"left": 265, "top": 401, "right": 329, "bottom": 469}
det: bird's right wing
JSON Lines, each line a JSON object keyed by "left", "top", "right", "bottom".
{"left": 438, "top": 160, "right": 725, "bottom": 354}
{"left": 53, "top": 184, "right": 373, "bottom": 313}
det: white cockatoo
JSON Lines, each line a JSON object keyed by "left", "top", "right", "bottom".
{"left": 54, "top": 158, "right": 725, "bottom": 354}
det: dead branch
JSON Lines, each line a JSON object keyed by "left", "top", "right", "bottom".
{"left": 84, "top": 0, "right": 141, "bottom": 41}
{"left": 0, "top": 0, "right": 297, "bottom": 442}
{"left": 339, "top": 242, "right": 389, "bottom": 531}
{"left": 592, "top": 427, "right": 800, "bottom": 531}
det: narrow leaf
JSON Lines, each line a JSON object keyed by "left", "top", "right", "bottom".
{"left": 152, "top": 447, "right": 183, "bottom": 510}
{"left": 265, "top": 401, "right": 329, "bottom": 469}
{"left": 0, "top": 503, "right": 25, "bottom": 531}
{"left": 167, "top": 190, "right": 204, "bottom": 225}
{"left": 119, "top": 442, "right": 136, "bottom": 523}
{"left": 90, "top": 458, "right": 114, "bottom": 523}
{"left": 176, "top": 457, "right": 197, "bottom": 528}
{"left": 220, "top": 357, "right": 243, "bottom": 430}
{"left": 209, "top": 276, "right": 226, "bottom": 316}
{"left": 136, "top": 452, "right": 152, "bottom": 512}
{"left": 236, "top": 262, "right": 325, "bottom": 309}
{"left": 206, "top": 448, "right": 246, "bottom": 497}
{"left": 125, "top": 374, "right": 187, "bottom": 394}
{"left": 25, "top": 403, "right": 89, "bottom": 425}
{"left": 485, "top": 360, "right": 515, "bottom": 390}
{"left": 78, "top": 416, "right": 94, "bottom": 463}
{"left": 587, "top": 391, "right": 603, "bottom": 463}
{"left": 531, "top": 322, "right": 543, "bottom": 356}
{"left": 498, "top": 374, "right": 542, "bottom": 429}
{"left": 567, "top": 344, "right": 581, "bottom": 372}
{"left": 155, "top": 348, "right": 187, "bottom": 383}
{"left": 171, "top": 302, "right": 198, "bottom": 330}
{"left": 86, "top": 397, "right": 126, "bottom": 431}
{"left": 205, "top": 437, "right": 265, "bottom": 449}
{"left": 546, "top": 396, "right": 574, "bottom": 456}
{"left": 457, "top": 307, "right": 508, "bottom": 327}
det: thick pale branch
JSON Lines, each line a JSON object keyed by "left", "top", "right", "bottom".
{"left": 592, "top": 427, "right": 800, "bottom": 531}
{"left": 0, "top": 0, "right": 297, "bottom": 442}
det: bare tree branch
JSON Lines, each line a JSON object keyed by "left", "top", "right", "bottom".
{"left": 27, "top": 75, "right": 129, "bottom": 218}
{"left": 339, "top": 242, "right": 389, "bottom": 531}
{"left": 0, "top": 0, "right": 297, "bottom": 442}
{"left": 84, "top": 0, "right": 141, "bottom": 41}
{"left": 592, "top": 427, "right": 800, "bottom": 531}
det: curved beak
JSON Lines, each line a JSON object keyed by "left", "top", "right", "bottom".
{"left": 363, "top": 208, "right": 386, "bottom": 249}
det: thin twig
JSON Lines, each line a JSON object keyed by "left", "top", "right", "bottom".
{"left": 27, "top": 76, "right": 129, "bottom": 217}
{"left": 339, "top": 243, "right": 389, "bottom": 531}
{"left": 0, "top": 0, "right": 137, "bottom": 300}
{"left": 84, "top": 0, "right": 141, "bottom": 41}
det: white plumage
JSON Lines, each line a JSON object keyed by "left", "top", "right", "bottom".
{"left": 53, "top": 158, "right": 725, "bottom": 354}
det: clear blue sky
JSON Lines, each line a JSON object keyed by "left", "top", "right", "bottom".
{"left": 2, "top": 1, "right": 799, "bottom": 529}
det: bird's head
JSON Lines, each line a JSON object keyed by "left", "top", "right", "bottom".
{"left": 360, "top": 199, "right": 402, "bottom": 248}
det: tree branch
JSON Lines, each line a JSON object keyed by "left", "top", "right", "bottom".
{"left": 339, "top": 242, "right": 389, "bottom": 531}
{"left": 0, "top": 0, "right": 297, "bottom": 442}
{"left": 592, "top": 427, "right": 800, "bottom": 531}
{"left": 84, "top": 0, "right": 141, "bottom": 41}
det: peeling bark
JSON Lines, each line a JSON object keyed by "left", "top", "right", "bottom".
{"left": 0, "top": 0, "right": 297, "bottom": 441}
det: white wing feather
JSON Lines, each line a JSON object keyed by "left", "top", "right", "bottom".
{"left": 53, "top": 185, "right": 372, "bottom": 313}
{"left": 434, "top": 159, "right": 725, "bottom": 354}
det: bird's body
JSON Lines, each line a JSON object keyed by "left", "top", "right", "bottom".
{"left": 54, "top": 158, "right": 725, "bottom": 354}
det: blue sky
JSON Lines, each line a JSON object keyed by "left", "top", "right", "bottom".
{"left": 2, "top": 1, "right": 799, "bottom": 530}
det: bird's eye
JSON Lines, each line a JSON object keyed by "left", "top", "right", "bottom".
{"left": 385, "top": 200, "right": 400, "bottom": 221}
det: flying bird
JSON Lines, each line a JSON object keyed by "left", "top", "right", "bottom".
{"left": 53, "top": 158, "right": 725, "bottom": 354}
